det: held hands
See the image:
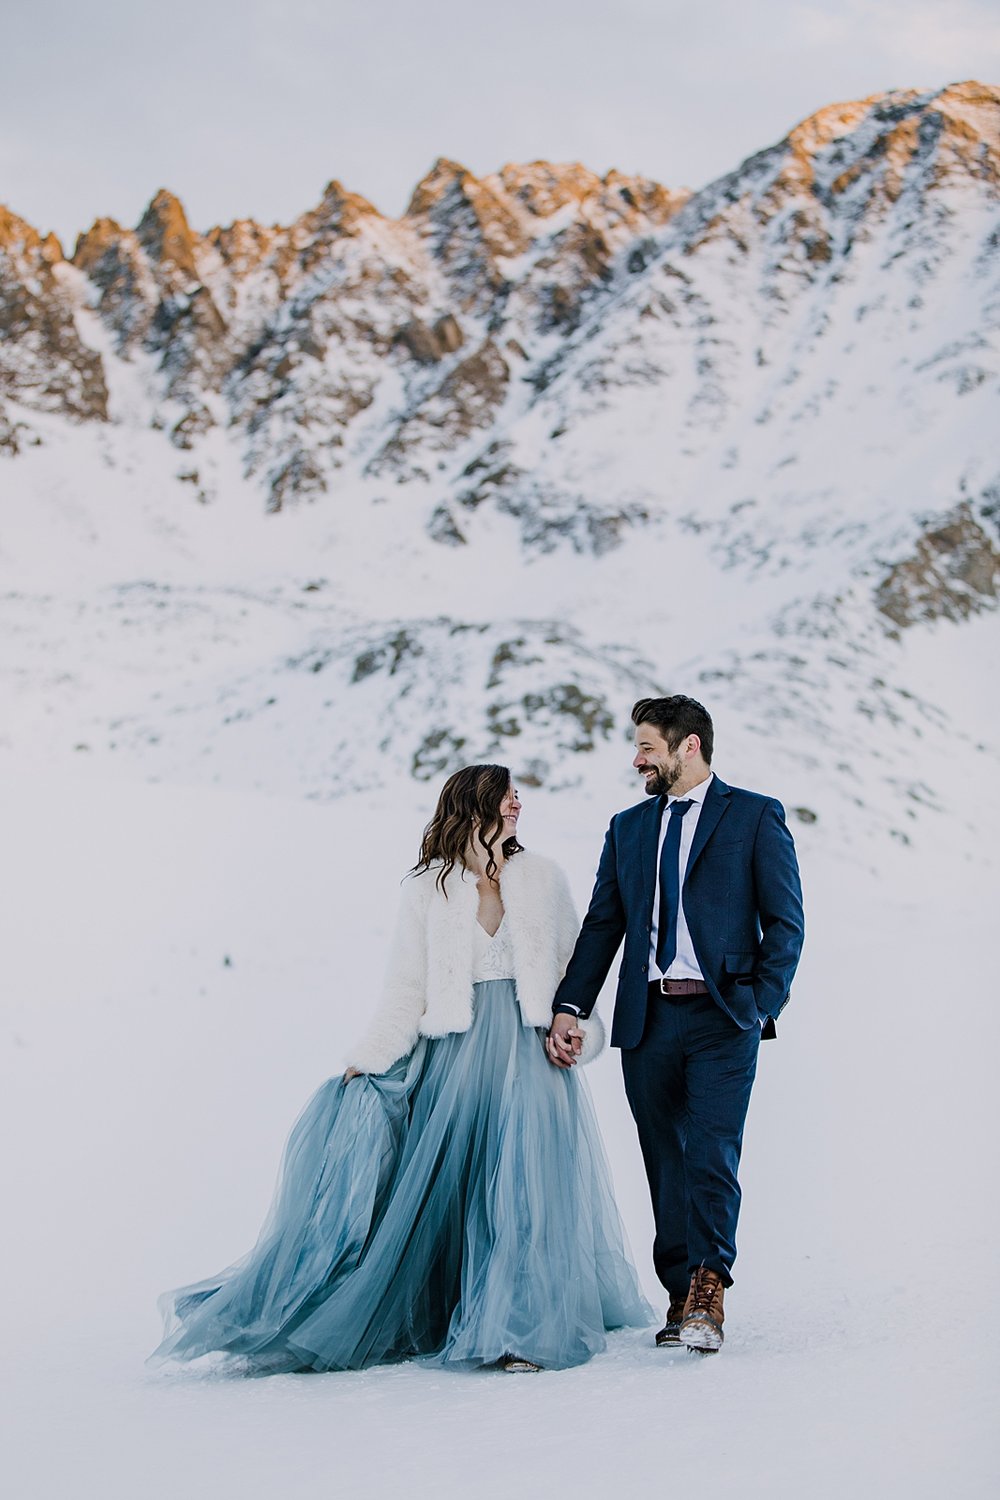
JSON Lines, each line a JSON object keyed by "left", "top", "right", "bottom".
{"left": 546, "top": 1013, "right": 584, "bottom": 1069}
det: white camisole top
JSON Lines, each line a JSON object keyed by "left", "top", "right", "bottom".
{"left": 471, "top": 915, "right": 516, "bottom": 982}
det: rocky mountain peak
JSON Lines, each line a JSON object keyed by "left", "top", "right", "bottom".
{"left": 601, "top": 169, "right": 690, "bottom": 224}
{"left": 930, "top": 80, "right": 1000, "bottom": 186}
{"left": 406, "top": 157, "right": 529, "bottom": 264}
{"left": 72, "top": 196, "right": 228, "bottom": 395}
{"left": 70, "top": 213, "right": 164, "bottom": 356}
{"left": 785, "top": 94, "right": 880, "bottom": 169}
{"left": 72, "top": 215, "right": 130, "bottom": 274}
{"left": 404, "top": 157, "right": 475, "bottom": 218}
{"left": 494, "top": 160, "right": 607, "bottom": 218}
{"left": 775, "top": 80, "right": 999, "bottom": 203}
{"left": 937, "top": 79, "right": 1000, "bottom": 143}
{"left": 40, "top": 230, "right": 63, "bottom": 264}
{"left": 489, "top": 161, "right": 686, "bottom": 230}
{"left": 201, "top": 217, "right": 277, "bottom": 279}
{"left": 0, "top": 205, "right": 107, "bottom": 436}
{"left": 290, "top": 178, "right": 382, "bottom": 250}
{"left": 317, "top": 178, "right": 380, "bottom": 223}
{"left": 0, "top": 204, "right": 63, "bottom": 263}
{"left": 135, "top": 188, "right": 200, "bottom": 278}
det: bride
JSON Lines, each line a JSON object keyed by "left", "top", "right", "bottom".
{"left": 148, "top": 764, "right": 650, "bottom": 1374}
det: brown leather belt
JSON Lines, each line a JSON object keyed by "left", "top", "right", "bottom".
{"left": 649, "top": 978, "right": 710, "bottom": 997}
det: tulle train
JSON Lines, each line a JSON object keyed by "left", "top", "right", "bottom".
{"left": 149, "top": 979, "right": 652, "bottom": 1373}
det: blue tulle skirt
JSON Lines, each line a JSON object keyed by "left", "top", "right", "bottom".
{"left": 148, "top": 979, "right": 652, "bottom": 1373}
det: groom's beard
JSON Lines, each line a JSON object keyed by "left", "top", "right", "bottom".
{"left": 641, "top": 761, "right": 682, "bottom": 796}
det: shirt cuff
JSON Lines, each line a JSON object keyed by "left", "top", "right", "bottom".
{"left": 553, "top": 1003, "right": 586, "bottom": 1018}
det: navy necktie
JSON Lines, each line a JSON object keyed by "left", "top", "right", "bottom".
{"left": 656, "top": 798, "right": 694, "bottom": 974}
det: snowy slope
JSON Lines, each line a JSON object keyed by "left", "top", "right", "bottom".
{"left": 1, "top": 82, "right": 998, "bottom": 860}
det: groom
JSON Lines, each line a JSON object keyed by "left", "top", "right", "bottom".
{"left": 547, "top": 695, "right": 804, "bottom": 1354}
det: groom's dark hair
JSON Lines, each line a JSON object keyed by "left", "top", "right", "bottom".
{"left": 631, "top": 695, "right": 714, "bottom": 764}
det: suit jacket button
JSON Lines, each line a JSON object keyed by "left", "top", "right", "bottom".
{"left": 641, "top": 963, "right": 647, "bottom": 972}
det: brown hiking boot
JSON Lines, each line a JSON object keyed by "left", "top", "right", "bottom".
{"left": 679, "top": 1266, "right": 726, "bottom": 1354}
{"left": 655, "top": 1292, "right": 689, "bottom": 1347}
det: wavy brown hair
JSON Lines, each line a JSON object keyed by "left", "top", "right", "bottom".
{"left": 411, "top": 764, "right": 523, "bottom": 893}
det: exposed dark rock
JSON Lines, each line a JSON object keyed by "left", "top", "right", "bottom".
{"left": 486, "top": 637, "right": 543, "bottom": 689}
{"left": 518, "top": 683, "right": 615, "bottom": 751}
{"left": 0, "top": 205, "right": 108, "bottom": 422}
{"left": 433, "top": 313, "right": 464, "bottom": 354}
{"left": 428, "top": 504, "right": 467, "bottom": 545}
{"left": 73, "top": 218, "right": 156, "bottom": 351}
{"left": 412, "top": 727, "right": 467, "bottom": 780}
{"left": 352, "top": 628, "right": 425, "bottom": 682}
{"left": 0, "top": 408, "right": 37, "bottom": 454}
{"left": 876, "top": 503, "right": 999, "bottom": 627}
{"left": 267, "top": 449, "right": 327, "bottom": 512}
{"left": 395, "top": 312, "right": 465, "bottom": 363}
{"left": 170, "top": 405, "right": 216, "bottom": 449}
{"left": 372, "top": 340, "right": 510, "bottom": 478}
{"left": 438, "top": 342, "right": 509, "bottom": 429}
{"left": 136, "top": 189, "right": 200, "bottom": 277}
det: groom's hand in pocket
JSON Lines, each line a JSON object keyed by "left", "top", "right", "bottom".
{"left": 546, "top": 1014, "right": 583, "bottom": 1068}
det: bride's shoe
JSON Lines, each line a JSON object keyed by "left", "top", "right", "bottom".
{"left": 500, "top": 1354, "right": 543, "bottom": 1373}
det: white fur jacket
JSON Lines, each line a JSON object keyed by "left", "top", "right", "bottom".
{"left": 348, "top": 850, "right": 604, "bottom": 1074}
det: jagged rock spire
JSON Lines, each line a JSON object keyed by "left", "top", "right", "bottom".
{"left": 136, "top": 189, "right": 200, "bottom": 277}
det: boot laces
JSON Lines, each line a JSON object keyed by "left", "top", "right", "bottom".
{"left": 690, "top": 1267, "right": 723, "bottom": 1314}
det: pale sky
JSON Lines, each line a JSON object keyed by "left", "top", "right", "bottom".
{"left": 3, "top": 0, "right": 998, "bottom": 252}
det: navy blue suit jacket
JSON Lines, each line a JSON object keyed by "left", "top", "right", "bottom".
{"left": 553, "top": 776, "right": 805, "bottom": 1048}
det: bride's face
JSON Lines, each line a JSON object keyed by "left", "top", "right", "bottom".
{"left": 498, "top": 783, "right": 521, "bottom": 836}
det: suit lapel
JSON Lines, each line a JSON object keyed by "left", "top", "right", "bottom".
{"left": 683, "top": 775, "right": 731, "bottom": 885}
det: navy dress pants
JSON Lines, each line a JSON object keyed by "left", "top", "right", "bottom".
{"left": 621, "top": 989, "right": 760, "bottom": 1297}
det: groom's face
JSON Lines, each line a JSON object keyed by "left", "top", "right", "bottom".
{"left": 633, "top": 723, "right": 685, "bottom": 796}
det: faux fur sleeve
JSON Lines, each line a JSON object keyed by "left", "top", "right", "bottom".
{"left": 346, "top": 874, "right": 429, "bottom": 1074}
{"left": 552, "top": 861, "right": 581, "bottom": 979}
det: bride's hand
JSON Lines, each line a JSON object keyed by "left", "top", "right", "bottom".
{"left": 546, "top": 1017, "right": 583, "bottom": 1069}
{"left": 343, "top": 1066, "right": 362, "bottom": 1082}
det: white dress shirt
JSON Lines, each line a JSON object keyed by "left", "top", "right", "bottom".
{"left": 648, "top": 772, "right": 714, "bottom": 981}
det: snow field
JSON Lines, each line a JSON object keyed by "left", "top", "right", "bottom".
{"left": 1, "top": 757, "right": 996, "bottom": 1498}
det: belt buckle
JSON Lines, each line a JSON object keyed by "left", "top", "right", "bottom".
{"left": 658, "top": 977, "right": 671, "bottom": 995}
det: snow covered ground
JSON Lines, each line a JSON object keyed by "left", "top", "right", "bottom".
{"left": 2, "top": 721, "right": 996, "bottom": 1498}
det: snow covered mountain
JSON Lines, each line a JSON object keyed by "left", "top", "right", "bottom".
{"left": 1, "top": 81, "right": 998, "bottom": 855}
